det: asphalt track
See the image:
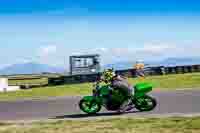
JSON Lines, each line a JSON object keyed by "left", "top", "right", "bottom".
{"left": 1, "top": 89, "right": 200, "bottom": 121}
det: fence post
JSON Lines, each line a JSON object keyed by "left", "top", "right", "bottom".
{"left": 197, "top": 65, "right": 200, "bottom": 72}
{"left": 183, "top": 66, "right": 188, "bottom": 73}
{"left": 176, "top": 66, "right": 182, "bottom": 74}
{"left": 191, "top": 65, "right": 196, "bottom": 72}
{"left": 164, "top": 67, "right": 169, "bottom": 74}
{"left": 188, "top": 66, "right": 192, "bottom": 73}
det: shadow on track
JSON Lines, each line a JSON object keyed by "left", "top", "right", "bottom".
{"left": 52, "top": 110, "right": 140, "bottom": 119}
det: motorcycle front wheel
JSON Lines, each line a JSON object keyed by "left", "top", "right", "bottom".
{"left": 135, "top": 95, "right": 157, "bottom": 112}
{"left": 79, "top": 99, "right": 101, "bottom": 114}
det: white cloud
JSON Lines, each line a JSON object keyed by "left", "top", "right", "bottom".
{"left": 132, "top": 42, "right": 177, "bottom": 59}
{"left": 137, "top": 42, "right": 200, "bottom": 59}
{"left": 30, "top": 42, "right": 200, "bottom": 70}
{"left": 110, "top": 48, "right": 130, "bottom": 54}
{"left": 96, "top": 47, "right": 108, "bottom": 53}
{"left": 142, "top": 44, "right": 173, "bottom": 53}
{"left": 36, "top": 45, "right": 65, "bottom": 67}
{"left": 86, "top": 42, "right": 200, "bottom": 64}
{"left": 1, "top": 42, "right": 197, "bottom": 71}
{"left": 71, "top": 52, "right": 83, "bottom": 55}
{"left": 39, "top": 45, "right": 57, "bottom": 57}
{"left": 90, "top": 47, "right": 108, "bottom": 53}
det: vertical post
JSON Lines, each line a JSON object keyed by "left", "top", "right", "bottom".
{"left": 176, "top": 66, "right": 182, "bottom": 74}
{"left": 84, "top": 58, "right": 87, "bottom": 67}
{"left": 191, "top": 65, "right": 196, "bottom": 72}
{"left": 69, "top": 56, "right": 73, "bottom": 75}
{"left": 197, "top": 65, "right": 200, "bottom": 72}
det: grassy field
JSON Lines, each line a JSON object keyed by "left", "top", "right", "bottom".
{"left": 0, "top": 116, "right": 200, "bottom": 133}
{"left": 0, "top": 83, "right": 92, "bottom": 100}
{"left": 0, "top": 72, "right": 200, "bottom": 100}
{"left": 2, "top": 73, "right": 61, "bottom": 86}
{"left": 8, "top": 78, "right": 48, "bottom": 86}
{"left": 128, "top": 72, "right": 200, "bottom": 90}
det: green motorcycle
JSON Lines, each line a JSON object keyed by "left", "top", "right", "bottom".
{"left": 79, "top": 81, "right": 157, "bottom": 114}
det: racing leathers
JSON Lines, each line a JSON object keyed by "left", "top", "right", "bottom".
{"left": 102, "top": 74, "right": 134, "bottom": 112}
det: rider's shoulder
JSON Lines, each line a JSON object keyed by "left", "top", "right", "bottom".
{"left": 114, "top": 75, "right": 124, "bottom": 80}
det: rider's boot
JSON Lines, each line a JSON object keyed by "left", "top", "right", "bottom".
{"left": 117, "top": 98, "right": 133, "bottom": 113}
{"left": 117, "top": 88, "right": 134, "bottom": 113}
{"left": 125, "top": 88, "right": 135, "bottom": 111}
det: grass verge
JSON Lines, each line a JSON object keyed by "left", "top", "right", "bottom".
{"left": 0, "top": 72, "right": 200, "bottom": 101}
{"left": 0, "top": 116, "right": 200, "bottom": 133}
{"left": 128, "top": 72, "right": 200, "bottom": 90}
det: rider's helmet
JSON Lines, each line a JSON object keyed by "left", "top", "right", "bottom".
{"left": 102, "top": 68, "right": 116, "bottom": 83}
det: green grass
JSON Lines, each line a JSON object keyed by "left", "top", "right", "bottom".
{"left": 1, "top": 116, "right": 200, "bottom": 133}
{"left": 0, "top": 83, "right": 92, "bottom": 100}
{"left": 8, "top": 78, "right": 48, "bottom": 86}
{"left": 5, "top": 73, "right": 61, "bottom": 86}
{"left": 0, "top": 72, "right": 200, "bottom": 101}
{"left": 128, "top": 72, "right": 200, "bottom": 90}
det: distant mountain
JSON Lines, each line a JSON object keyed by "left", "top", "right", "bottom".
{"left": 103, "top": 61, "right": 135, "bottom": 70}
{"left": 0, "top": 62, "right": 65, "bottom": 75}
{"left": 104, "top": 57, "right": 200, "bottom": 70}
{"left": 1, "top": 57, "right": 199, "bottom": 75}
{"left": 103, "top": 61, "right": 158, "bottom": 70}
{"left": 158, "top": 57, "right": 200, "bottom": 66}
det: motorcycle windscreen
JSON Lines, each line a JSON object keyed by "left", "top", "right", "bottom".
{"left": 134, "top": 82, "right": 153, "bottom": 94}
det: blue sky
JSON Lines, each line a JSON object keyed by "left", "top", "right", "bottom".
{"left": 0, "top": 0, "right": 200, "bottom": 69}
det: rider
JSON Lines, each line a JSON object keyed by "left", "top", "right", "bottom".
{"left": 100, "top": 68, "right": 134, "bottom": 112}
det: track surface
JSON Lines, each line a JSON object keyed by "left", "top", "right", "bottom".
{"left": 1, "top": 90, "right": 200, "bottom": 121}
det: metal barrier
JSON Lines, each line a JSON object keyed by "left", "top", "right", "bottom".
{"left": 48, "top": 64, "right": 200, "bottom": 85}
